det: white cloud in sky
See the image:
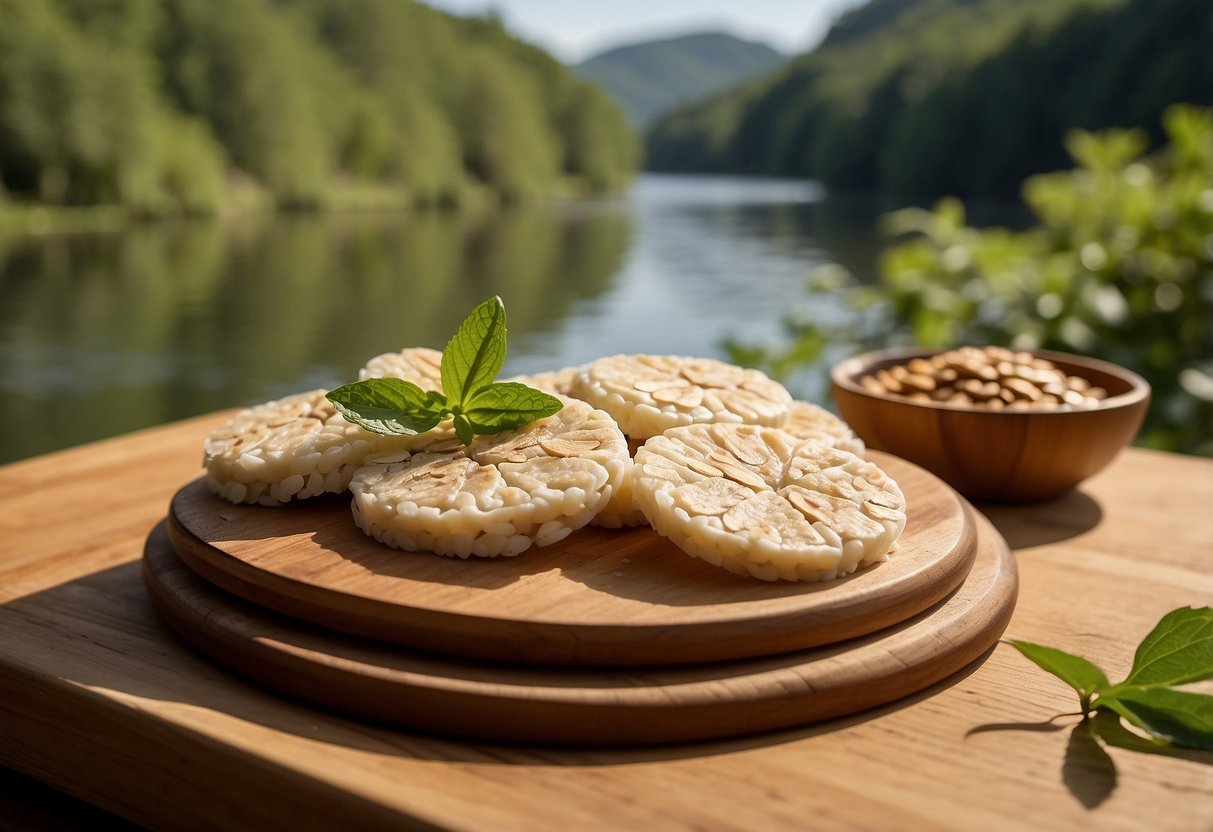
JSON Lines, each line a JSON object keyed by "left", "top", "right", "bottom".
{"left": 424, "top": 0, "right": 867, "bottom": 62}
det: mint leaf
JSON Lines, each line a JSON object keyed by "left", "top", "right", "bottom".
{"left": 327, "top": 379, "right": 447, "bottom": 435}
{"left": 1123, "top": 607, "right": 1213, "bottom": 688}
{"left": 328, "top": 299, "right": 561, "bottom": 446}
{"left": 452, "top": 413, "right": 474, "bottom": 446}
{"left": 441, "top": 296, "right": 507, "bottom": 407}
{"left": 1008, "top": 640, "right": 1109, "bottom": 710}
{"left": 1101, "top": 687, "right": 1213, "bottom": 751}
{"left": 463, "top": 382, "right": 564, "bottom": 435}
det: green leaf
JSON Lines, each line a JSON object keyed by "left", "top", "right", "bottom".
{"left": 1088, "top": 710, "right": 1171, "bottom": 755}
{"left": 1100, "top": 687, "right": 1213, "bottom": 751}
{"left": 1008, "top": 640, "right": 1109, "bottom": 708}
{"left": 1123, "top": 607, "right": 1213, "bottom": 688}
{"left": 463, "top": 382, "right": 564, "bottom": 435}
{"left": 452, "top": 413, "right": 474, "bottom": 446}
{"left": 326, "top": 379, "right": 447, "bottom": 436}
{"left": 441, "top": 296, "right": 507, "bottom": 408}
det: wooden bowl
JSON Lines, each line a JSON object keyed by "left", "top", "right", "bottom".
{"left": 831, "top": 347, "right": 1150, "bottom": 502}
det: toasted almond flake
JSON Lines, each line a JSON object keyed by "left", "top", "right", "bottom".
{"left": 672, "top": 477, "right": 751, "bottom": 515}
{"left": 865, "top": 489, "right": 904, "bottom": 510}
{"left": 862, "top": 502, "right": 904, "bottom": 523}
{"left": 716, "top": 462, "right": 769, "bottom": 492}
{"left": 539, "top": 436, "right": 604, "bottom": 457}
{"left": 787, "top": 488, "right": 884, "bottom": 539}
{"left": 688, "top": 459, "right": 725, "bottom": 478}
{"left": 679, "top": 364, "right": 731, "bottom": 387}
{"left": 739, "top": 378, "right": 789, "bottom": 400}
{"left": 652, "top": 386, "right": 705, "bottom": 408}
{"left": 785, "top": 488, "right": 834, "bottom": 525}
{"left": 635, "top": 378, "right": 688, "bottom": 392}
{"left": 714, "top": 426, "right": 769, "bottom": 466}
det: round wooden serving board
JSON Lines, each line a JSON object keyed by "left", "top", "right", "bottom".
{"left": 168, "top": 452, "right": 978, "bottom": 665}
{"left": 144, "top": 510, "right": 1016, "bottom": 745}
{"left": 171, "top": 453, "right": 980, "bottom": 669}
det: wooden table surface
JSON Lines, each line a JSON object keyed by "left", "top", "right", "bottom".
{"left": 1, "top": 413, "right": 1211, "bottom": 831}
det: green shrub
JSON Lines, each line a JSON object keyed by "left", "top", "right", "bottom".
{"left": 735, "top": 105, "right": 1213, "bottom": 455}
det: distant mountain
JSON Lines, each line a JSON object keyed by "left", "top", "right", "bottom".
{"left": 575, "top": 32, "right": 785, "bottom": 128}
{"left": 645, "top": 0, "right": 1213, "bottom": 199}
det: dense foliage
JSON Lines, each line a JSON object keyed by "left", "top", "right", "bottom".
{"left": 732, "top": 106, "right": 1213, "bottom": 456}
{"left": 0, "top": 0, "right": 638, "bottom": 214}
{"left": 575, "top": 32, "right": 785, "bottom": 129}
{"left": 646, "top": 0, "right": 1213, "bottom": 200}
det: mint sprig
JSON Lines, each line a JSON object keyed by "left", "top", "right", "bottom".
{"left": 326, "top": 297, "right": 563, "bottom": 445}
{"left": 441, "top": 296, "right": 506, "bottom": 408}
{"left": 1009, "top": 606, "right": 1213, "bottom": 751}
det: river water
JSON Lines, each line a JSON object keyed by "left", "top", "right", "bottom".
{"left": 1, "top": 175, "right": 909, "bottom": 463}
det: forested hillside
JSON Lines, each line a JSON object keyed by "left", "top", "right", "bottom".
{"left": 646, "top": 0, "right": 1213, "bottom": 198}
{"left": 575, "top": 32, "right": 784, "bottom": 128}
{"left": 0, "top": 0, "right": 638, "bottom": 215}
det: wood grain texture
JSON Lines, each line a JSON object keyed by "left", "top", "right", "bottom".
{"left": 145, "top": 505, "right": 1012, "bottom": 744}
{"left": 832, "top": 348, "right": 1150, "bottom": 502}
{"left": 1, "top": 413, "right": 1211, "bottom": 832}
{"left": 167, "top": 451, "right": 975, "bottom": 665}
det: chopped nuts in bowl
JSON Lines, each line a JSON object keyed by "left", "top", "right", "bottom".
{"left": 831, "top": 346, "right": 1150, "bottom": 502}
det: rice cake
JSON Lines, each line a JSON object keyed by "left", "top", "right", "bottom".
{"left": 780, "top": 400, "right": 865, "bottom": 456}
{"left": 505, "top": 366, "right": 583, "bottom": 397}
{"left": 633, "top": 424, "right": 905, "bottom": 581}
{"left": 350, "top": 399, "right": 630, "bottom": 557}
{"left": 573, "top": 354, "right": 792, "bottom": 441}
{"left": 204, "top": 390, "right": 407, "bottom": 506}
{"left": 358, "top": 347, "right": 444, "bottom": 390}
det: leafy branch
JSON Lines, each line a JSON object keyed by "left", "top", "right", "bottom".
{"left": 1010, "top": 607, "right": 1213, "bottom": 751}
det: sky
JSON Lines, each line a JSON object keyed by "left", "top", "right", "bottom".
{"left": 423, "top": 0, "right": 868, "bottom": 63}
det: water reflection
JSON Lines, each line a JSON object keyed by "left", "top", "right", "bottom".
{"left": 0, "top": 175, "right": 1033, "bottom": 464}
{"left": 0, "top": 204, "right": 634, "bottom": 463}
{"left": 512, "top": 176, "right": 857, "bottom": 375}
{"left": 0, "top": 174, "right": 1101, "bottom": 465}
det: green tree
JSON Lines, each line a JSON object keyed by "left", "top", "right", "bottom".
{"left": 454, "top": 51, "right": 561, "bottom": 202}
{"left": 0, "top": 0, "right": 637, "bottom": 212}
{"left": 158, "top": 0, "right": 335, "bottom": 207}
{"left": 647, "top": 0, "right": 1209, "bottom": 201}
{"left": 737, "top": 107, "right": 1213, "bottom": 456}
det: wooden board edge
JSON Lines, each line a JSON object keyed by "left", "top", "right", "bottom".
{"left": 166, "top": 470, "right": 980, "bottom": 666}
{"left": 145, "top": 513, "right": 1017, "bottom": 745}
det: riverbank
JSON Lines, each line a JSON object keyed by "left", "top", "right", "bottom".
{"left": 0, "top": 175, "right": 632, "bottom": 237}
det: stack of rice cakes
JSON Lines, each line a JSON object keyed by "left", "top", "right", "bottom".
{"left": 204, "top": 353, "right": 905, "bottom": 583}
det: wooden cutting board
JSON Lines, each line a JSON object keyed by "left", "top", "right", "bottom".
{"left": 144, "top": 508, "right": 1016, "bottom": 745}
{"left": 168, "top": 453, "right": 976, "bottom": 665}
